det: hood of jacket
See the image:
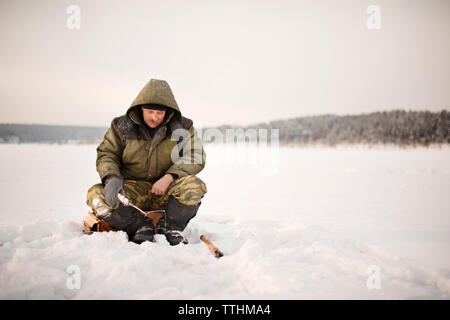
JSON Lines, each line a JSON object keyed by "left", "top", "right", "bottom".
{"left": 126, "top": 79, "right": 181, "bottom": 127}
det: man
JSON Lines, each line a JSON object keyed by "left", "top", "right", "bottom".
{"left": 86, "top": 79, "right": 207, "bottom": 245}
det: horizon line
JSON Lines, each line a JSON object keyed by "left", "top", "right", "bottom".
{"left": 0, "top": 108, "right": 448, "bottom": 129}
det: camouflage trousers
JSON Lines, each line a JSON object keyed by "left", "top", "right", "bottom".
{"left": 86, "top": 175, "right": 207, "bottom": 217}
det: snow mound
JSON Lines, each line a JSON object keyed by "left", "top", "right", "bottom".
{"left": 0, "top": 216, "right": 448, "bottom": 299}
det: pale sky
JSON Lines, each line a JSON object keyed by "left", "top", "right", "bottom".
{"left": 0, "top": 0, "right": 449, "bottom": 127}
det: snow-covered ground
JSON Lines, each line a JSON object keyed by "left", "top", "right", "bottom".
{"left": 0, "top": 143, "right": 449, "bottom": 299}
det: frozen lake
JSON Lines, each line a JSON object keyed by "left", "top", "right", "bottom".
{"left": 0, "top": 143, "right": 449, "bottom": 299}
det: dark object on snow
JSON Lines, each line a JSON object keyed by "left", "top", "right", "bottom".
{"left": 82, "top": 206, "right": 162, "bottom": 245}
{"left": 164, "top": 230, "right": 189, "bottom": 246}
{"left": 158, "top": 196, "right": 200, "bottom": 245}
{"left": 83, "top": 195, "right": 199, "bottom": 246}
{"left": 102, "top": 204, "right": 155, "bottom": 242}
{"left": 200, "top": 235, "right": 224, "bottom": 259}
{"left": 131, "top": 225, "right": 155, "bottom": 244}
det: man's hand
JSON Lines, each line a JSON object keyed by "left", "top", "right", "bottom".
{"left": 103, "top": 175, "right": 124, "bottom": 207}
{"left": 151, "top": 174, "right": 175, "bottom": 196}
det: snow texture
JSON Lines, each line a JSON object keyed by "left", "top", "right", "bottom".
{"left": 0, "top": 143, "right": 449, "bottom": 299}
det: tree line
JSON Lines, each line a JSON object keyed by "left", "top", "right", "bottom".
{"left": 0, "top": 110, "right": 448, "bottom": 146}
{"left": 0, "top": 124, "right": 107, "bottom": 144}
{"left": 208, "top": 110, "right": 449, "bottom": 146}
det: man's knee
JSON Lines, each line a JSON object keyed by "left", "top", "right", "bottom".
{"left": 122, "top": 179, "right": 153, "bottom": 208}
{"left": 169, "top": 175, "right": 207, "bottom": 206}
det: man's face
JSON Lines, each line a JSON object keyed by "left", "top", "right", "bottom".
{"left": 141, "top": 107, "right": 166, "bottom": 128}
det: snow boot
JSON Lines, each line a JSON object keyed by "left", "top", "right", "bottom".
{"left": 159, "top": 196, "right": 201, "bottom": 246}
{"left": 165, "top": 230, "right": 188, "bottom": 246}
{"left": 102, "top": 203, "right": 153, "bottom": 241}
{"left": 131, "top": 225, "right": 155, "bottom": 244}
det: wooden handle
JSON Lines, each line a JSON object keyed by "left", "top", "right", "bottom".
{"left": 200, "top": 235, "right": 224, "bottom": 258}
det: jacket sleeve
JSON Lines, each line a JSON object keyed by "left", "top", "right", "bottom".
{"left": 96, "top": 121, "right": 124, "bottom": 183}
{"left": 166, "top": 123, "right": 206, "bottom": 178}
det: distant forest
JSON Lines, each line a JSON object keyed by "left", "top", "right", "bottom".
{"left": 0, "top": 110, "right": 448, "bottom": 146}
{"left": 209, "top": 110, "right": 449, "bottom": 146}
{"left": 0, "top": 124, "right": 107, "bottom": 144}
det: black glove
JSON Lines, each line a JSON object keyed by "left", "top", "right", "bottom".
{"left": 103, "top": 175, "right": 124, "bottom": 207}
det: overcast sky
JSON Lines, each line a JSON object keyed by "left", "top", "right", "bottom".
{"left": 0, "top": 0, "right": 449, "bottom": 127}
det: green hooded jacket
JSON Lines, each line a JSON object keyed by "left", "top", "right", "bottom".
{"left": 96, "top": 79, "right": 206, "bottom": 183}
